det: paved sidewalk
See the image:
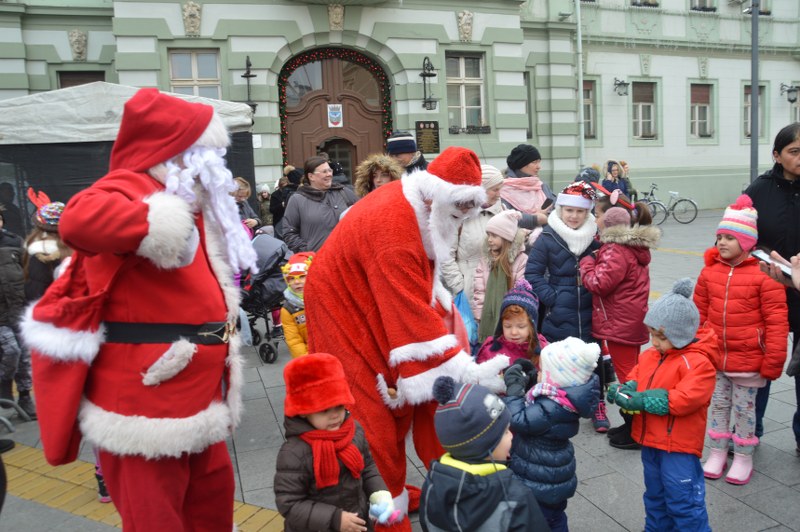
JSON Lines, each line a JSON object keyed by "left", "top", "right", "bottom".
{"left": 3, "top": 209, "right": 800, "bottom": 531}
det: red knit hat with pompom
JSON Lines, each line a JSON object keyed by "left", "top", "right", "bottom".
{"left": 283, "top": 353, "right": 355, "bottom": 417}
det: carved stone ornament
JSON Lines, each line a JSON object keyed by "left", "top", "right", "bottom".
{"left": 639, "top": 54, "right": 651, "bottom": 77}
{"left": 457, "top": 11, "right": 474, "bottom": 43}
{"left": 690, "top": 19, "right": 712, "bottom": 42}
{"left": 632, "top": 14, "right": 657, "bottom": 36}
{"left": 698, "top": 57, "right": 709, "bottom": 79}
{"left": 182, "top": 1, "right": 202, "bottom": 37}
{"left": 68, "top": 29, "right": 87, "bottom": 62}
{"left": 328, "top": 4, "right": 344, "bottom": 31}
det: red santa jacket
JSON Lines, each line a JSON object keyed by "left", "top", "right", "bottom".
{"left": 305, "top": 177, "right": 484, "bottom": 410}
{"left": 628, "top": 327, "right": 718, "bottom": 457}
{"left": 22, "top": 169, "right": 243, "bottom": 465}
{"left": 579, "top": 223, "right": 660, "bottom": 346}
{"left": 693, "top": 248, "right": 788, "bottom": 379}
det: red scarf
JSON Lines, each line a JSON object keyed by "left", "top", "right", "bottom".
{"left": 299, "top": 416, "right": 364, "bottom": 489}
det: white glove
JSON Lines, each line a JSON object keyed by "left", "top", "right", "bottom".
{"left": 369, "top": 490, "right": 401, "bottom": 524}
{"left": 464, "top": 355, "right": 510, "bottom": 394}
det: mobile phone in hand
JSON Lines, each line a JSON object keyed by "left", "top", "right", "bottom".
{"left": 751, "top": 249, "right": 792, "bottom": 278}
{"left": 540, "top": 198, "right": 554, "bottom": 211}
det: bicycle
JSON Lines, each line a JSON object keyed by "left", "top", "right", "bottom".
{"left": 642, "top": 183, "right": 698, "bottom": 225}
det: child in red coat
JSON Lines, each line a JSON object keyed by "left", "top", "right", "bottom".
{"left": 693, "top": 195, "right": 788, "bottom": 485}
{"left": 580, "top": 201, "right": 660, "bottom": 449}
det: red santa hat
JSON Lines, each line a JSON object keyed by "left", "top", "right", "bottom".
{"left": 109, "top": 88, "right": 219, "bottom": 172}
{"left": 282, "top": 251, "right": 315, "bottom": 279}
{"left": 556, "top": 180, "right": 596, "bottom": 210}
{"left": 283, "top": 353, "right": 355, "bottom": 417}
{"left": 424, "top": 146, "right": 485, "bottom": 206}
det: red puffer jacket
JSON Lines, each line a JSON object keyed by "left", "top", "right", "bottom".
{"left": 629, "top": 327, "right": 718, "bottom": 457}
{"left": 579, "top": 223, "right": 660, "bottom": 346}
{"left": 693, "top": 248, "right": 788, "bottom": 379}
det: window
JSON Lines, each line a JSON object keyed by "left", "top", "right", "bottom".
{"left": 58, "top": 71, "right": 104, "bottom": 88}
{"left": 690, "top": 0, "right": 715, "bottom": 10}
{"left": 744, "top": 85, "right": 765, "bottom": 138}
{"left": 632, "top": 82, "right": 657, "bottom": 139}
{"left": 690, "top": 84, "right": 713, "bottom": 138}
{"left": 169, "top": 50, "right": 220, "bottom": 99}
{"left": 583, "top": 80, "right": 597, "bottom": 139}
{"left": 446, "top": 53, "right": 485, "bottom": 129}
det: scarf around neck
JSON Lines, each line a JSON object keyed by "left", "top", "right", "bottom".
{"left": 478, "top": 265, "right": 507, "bottom": 342}
{"left": 500, "top": 176, "right": 547, "bottom": 214}
{"left": 547, "top": 210, "right": 597, "bottom": 256}
{"left": 299, "top": 416, "right": 364, "bottom": 489}
{"left": 283, "top": 286, "right": 304, "bottom": 308}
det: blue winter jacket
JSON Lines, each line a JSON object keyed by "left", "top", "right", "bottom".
{"left": 525, "top": 226, "right": 599, "bottom": 342}
{"left": 504, "top": 374, "right": 600, "bottom": 506}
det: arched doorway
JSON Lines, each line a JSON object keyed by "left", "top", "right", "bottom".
{"left": 279, "top": 48, "right": 393, "bottom": 179}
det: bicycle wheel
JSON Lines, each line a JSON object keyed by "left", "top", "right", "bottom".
{"left": 671, "top": 199, "right": 698, "bottom": 224}
{"left": 647, "top": 201, "right": 668, "bottom": 225}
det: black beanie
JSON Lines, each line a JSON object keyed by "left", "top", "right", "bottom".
{"left": 506, "top": 144, "right": 541, "bottom": 172}
{"left": 287, "top": 169, "right": 303, "bottom": 185}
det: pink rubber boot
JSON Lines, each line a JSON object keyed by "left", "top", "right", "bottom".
{"left": 702, "top": 448, "right": 728, "bottom": 479}
{"left": 725, "top": 453, "right": 754, "bottom": 485}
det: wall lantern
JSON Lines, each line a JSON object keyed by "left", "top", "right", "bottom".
{"left": 420, "top": 56, "right": 438, "bottom": 110}
{"left": 613, "top": 78, "right": 630, "bottom": 96}
{"left": 241, "top": 55, "right": 258, "bottom": 113}
{"left": 780, "top": 83, "right": 799, "bottom": 104}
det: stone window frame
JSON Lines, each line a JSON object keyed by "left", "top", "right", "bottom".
{"left": 168, "top": 49, "right": 221, "bottom": 99}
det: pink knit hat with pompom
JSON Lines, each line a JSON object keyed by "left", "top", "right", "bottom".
{"left": 717, "top": 194, "right": 758, "bottom": 251}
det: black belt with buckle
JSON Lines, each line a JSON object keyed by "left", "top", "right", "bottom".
{"left": 103, "top": 321, "right": 235, "bottom": 345}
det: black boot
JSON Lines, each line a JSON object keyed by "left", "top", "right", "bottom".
{"left": 607, "top": 410, "right": 632, "bottom": 438}
{"left": 0, "top": 439, "right": 14, "bottom": 454}
{"left": 0, "top": 380, "right": 12, "bottom": 402}
{"left": 609, "top": 413, "right": 641, "bottom": 450}
{"left": 16, "top": 391, "right": 36, "bottom": 420}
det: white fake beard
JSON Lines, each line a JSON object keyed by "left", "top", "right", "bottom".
{"left": 427, "top": 200, "right": 479, "bottom": 264}
{"left": 158, "top": 146, "right": 257, "bottom": 273}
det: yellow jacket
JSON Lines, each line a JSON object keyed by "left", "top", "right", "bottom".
{"left": 281, "top": 301, "right": 307, "bottom": 358}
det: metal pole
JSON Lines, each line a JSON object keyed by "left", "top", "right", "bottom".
{"left": 750, "top": 0, "right": 759, "bottom": 183}
{"left": 575, "top": 0, "right": 585, "bottom": 168}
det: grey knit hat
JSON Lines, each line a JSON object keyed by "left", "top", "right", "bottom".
{"left": 644, "top": 278, "right": 700, "bottom": 349}
{"left": 433, "top": 376, "right": 510, "bottom": 462}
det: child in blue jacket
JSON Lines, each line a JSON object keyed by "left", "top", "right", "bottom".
{"left": 503, "top": 337, "right": 601, "bottom": 532}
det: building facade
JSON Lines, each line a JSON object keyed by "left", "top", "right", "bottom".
{"left": 1, "top": 0, "right": 798, "bottom": 207}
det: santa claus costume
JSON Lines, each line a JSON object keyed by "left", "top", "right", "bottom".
{"left": 305, "top": 147, "right": 509, "bottom": 532}
{"left": 21, "top": 89, "right": 256, "bottom": 531}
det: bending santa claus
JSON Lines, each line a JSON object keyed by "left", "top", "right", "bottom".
{"left": 305, "top": 146, "right": 509, "bottom": 531}
{"left": 22, "top": 89, "right": 256, "bottom": 530}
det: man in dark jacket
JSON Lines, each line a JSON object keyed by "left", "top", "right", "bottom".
{"left": 386, "top": 131, "right": 428, "bottom": 176}
{"left": 0, "top": 207, "right": 26, "bottom": 417}
{"left": 420, "top": 376, "right": 549, "bottom": 531}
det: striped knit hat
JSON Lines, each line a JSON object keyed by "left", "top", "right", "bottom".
{"left": 717, "top": 194, "right": 758, "bottom": 251}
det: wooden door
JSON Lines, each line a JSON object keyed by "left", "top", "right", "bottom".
{"left": 284, "top": 55, "right": 385, "bottom": 169}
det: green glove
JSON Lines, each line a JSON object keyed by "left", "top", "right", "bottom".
{"left": 616, "top": 388, "right": 669, "bottom": 416}
{"left": 607, "top": 380, "right": 638, "bottom": 404}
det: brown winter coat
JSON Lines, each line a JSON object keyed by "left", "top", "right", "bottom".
{"left": 274, "top": 415, "right": 387, "bottom": 531}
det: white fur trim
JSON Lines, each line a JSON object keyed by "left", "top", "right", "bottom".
{"left": 556, "top": 193, "right": 593, "bottom": 209}
{"left": 388, "top": 334, "right": 459, "bottom": 367}
{"left": 395, "top": 351, "right": 475, "bottom": 406}
{"left": 376, "top": 373, "right": 406, "bottom": 410}
{"left": 80, "top": 399, "right": 232, "bottom": 459}
{"left": 194, "top": 113, "right": 230, "bottom": 149}
{"left": 137, "top": 192, "right": 196, "bottom": 269}
{"left": 432, "top": 276, "right": 452, "bottom": 309}
{"left": 141, "top": 340, "right": 197, "bottom": 386}
{"left": 19, "top": 304, "right": 104, "bottom": 364}
{"left": 394, "top": 488, "right": 410, "bottom": 519}
{"left": 547, "top": 209, "right": 598, "bottom": 256}
{"left": 225, "top": 333, "right": 244, "bottom": 430}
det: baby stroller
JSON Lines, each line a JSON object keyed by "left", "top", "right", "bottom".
{"left": 240, "top": 233, "right": 291, "bottom": 363}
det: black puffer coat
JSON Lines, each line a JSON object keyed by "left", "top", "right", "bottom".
{"left": 274, "top": 415, "right": 386, "bottom": 532}
{"left": 503, "top": 374, "right": 600, "bottom": 506}
{"left": 0, "top": 229, "right": 24, "bottom": 325}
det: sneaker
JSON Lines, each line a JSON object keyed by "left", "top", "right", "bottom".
{"left": 16, "top": 395, "right": 37, "bottom": 420}
{"left": 271, "top": 325, "right": 284, "bottom": 339}
{"left": 96, "top": 473, "right": 112, "bottom": 503}
{"left": 592, "top": 402, "right": 610, "bottom": 433}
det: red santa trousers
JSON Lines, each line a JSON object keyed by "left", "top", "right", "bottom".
{"left": 98, "top": 441, "right": 234, "bottom": 531}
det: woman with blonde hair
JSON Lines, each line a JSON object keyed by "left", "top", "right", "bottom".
{"left": 233, "top": 176, "right": 261, "bottom": 231}
{"left": 353, "top": 154, "right": 403, "bottom": 198}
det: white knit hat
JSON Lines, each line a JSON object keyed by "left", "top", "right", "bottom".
{"left": 540, "top": 337, "right": 600, "bottom": 388}
{"left": 481, "top": 164, "right": 504, "bottom": 190}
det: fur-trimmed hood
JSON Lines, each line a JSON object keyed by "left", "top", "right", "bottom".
{"left": 600, "top": 223, "right": 660, "bottom": 249}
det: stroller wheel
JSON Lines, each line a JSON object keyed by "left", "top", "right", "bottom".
{"left": 251, "top": 329, "right": 262, "bottom": 346}
{"left": 259, "top": 343, "right": 278, "bottom": 364}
